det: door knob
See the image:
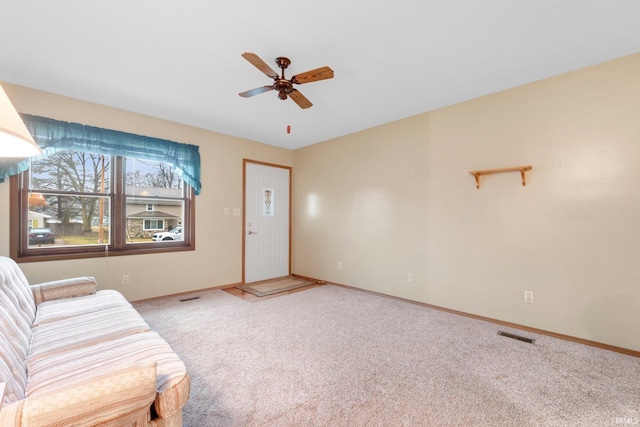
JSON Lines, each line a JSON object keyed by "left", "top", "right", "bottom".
{"left": 248, "top": 230, "right": 257, "bottom": 235}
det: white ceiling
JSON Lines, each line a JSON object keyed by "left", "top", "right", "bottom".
{"left": 1, "top": 1, "right": 640, "bottom": 150}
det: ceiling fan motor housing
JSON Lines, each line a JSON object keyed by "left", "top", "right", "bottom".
{"left": 274, "top": 80, "right": 293, "bottom": 99}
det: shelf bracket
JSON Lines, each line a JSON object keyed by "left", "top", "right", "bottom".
{"left": 468, "top": 165, "right": 532, "bottom": 189}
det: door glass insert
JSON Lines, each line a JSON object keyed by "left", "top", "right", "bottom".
{"left": 263, "top": 188, "right": 274, "bottom": 216}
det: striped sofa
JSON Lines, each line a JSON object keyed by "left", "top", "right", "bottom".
{"left": 0, "top": 256, "right": 190, "bottom": 426}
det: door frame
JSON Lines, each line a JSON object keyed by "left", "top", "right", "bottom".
{"left": 242, "top": 159, "right": 292, "bottom": 283}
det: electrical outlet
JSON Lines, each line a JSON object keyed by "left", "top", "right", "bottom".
{"left": 122, "top": 274, "right": 130, "bottom": 285}
{"left": 337, "top": 261, "right": 342, "bottom": 271}
{"left": 524, "top": 290, "right": 534, "bottom": 304}
{"left": 408, "top": 273, "right": 414, "bottom": 283}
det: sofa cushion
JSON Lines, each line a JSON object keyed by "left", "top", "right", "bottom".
{"left": 0, "top": 351, "right": 25, "bottom": 404}
{"left": 0, "top": 258, "right": 36, "bottom": 403}
{"left": 0, "top": 305, "right": 30, "bottom": 404}
{"left": 26, "top": 331, "right": 189, "bottom": 418}
{"left": 2, "top": 362, "right": 158, "bottom": 427}
{"left": 0, "top": 257, "right": 36, "bottom": 324}
{"left": 0, "top": 305, "right": 30, "bottom": 362}
{"left": 0, "top": 290, "right": 33, "bottom": 354}
{"left": 34, "top": 289, "right": 133, "bottom": 326}
{"left": 27, "top": 305, "right": 149, "bottom": 365}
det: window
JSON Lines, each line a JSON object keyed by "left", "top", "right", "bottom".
{"left": 11, "top": 152, "right": 194, "bottom": 260}
{"left": 5, "top": 115, "right": 201, "bottom": 261}
{"left": 143, "top": 219, "right": 165, "bottom": 231}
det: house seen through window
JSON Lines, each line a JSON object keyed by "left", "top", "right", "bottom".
{"left": 16, "top": 150, "right": 193, "bottom": 259}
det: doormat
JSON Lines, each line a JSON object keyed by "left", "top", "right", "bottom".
{"left": 235, "top": 277, "right": 318, "bottom": 297}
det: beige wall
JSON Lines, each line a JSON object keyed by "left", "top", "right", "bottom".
{"left": 292, "top": 53, "right": 640, "bottom": 352}
{"left": 2, "top": 54, "right": 639, "bottom": 352}
{"left": 0, "top": 83, "right": 293, "bottom": 301}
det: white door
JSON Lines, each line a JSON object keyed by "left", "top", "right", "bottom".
{"left": 244, "top": 161, "right": 290, "bottom": 283}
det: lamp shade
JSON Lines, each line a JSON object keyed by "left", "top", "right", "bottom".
{"left": 0, "top": 83, "right": 42, "bottom": 157}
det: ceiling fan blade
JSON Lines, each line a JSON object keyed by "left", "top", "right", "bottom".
{"left": 292, "top": 66, "right": 334, "bottom": 84}
{"left": 238, "top": 86, "right": 274, "bottom": 98}
{"left": 289, "top": 89, "right": 313, "bottom": 109}
{"left": 241, "top": 52, "right": 279, "bottom": 79}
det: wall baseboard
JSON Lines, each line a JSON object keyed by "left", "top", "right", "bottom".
{"left": 133, "top": 275, "right": 639, "bottom": 358}
{"left": 329, "top": 282, "right": 640, "bottom": 359}
{"left": 131, "top": 281, "right": 242, "bottom": 304}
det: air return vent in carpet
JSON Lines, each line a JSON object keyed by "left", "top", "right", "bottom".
{"left": 498, "top": 331, "right": 535, "bottom": 344}
{"left": 179, "top": 296, "right": 201, "bottom": 302}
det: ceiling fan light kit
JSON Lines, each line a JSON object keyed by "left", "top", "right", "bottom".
{"left": 239, "top": 52, "right": 334, "bottom": 109}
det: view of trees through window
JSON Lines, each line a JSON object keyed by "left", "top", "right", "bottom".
{"left": 126, "top": 158, "right": 182, "bottom": 190}
{"left": 27, "top": 151, "right": 186, "bottom": 249}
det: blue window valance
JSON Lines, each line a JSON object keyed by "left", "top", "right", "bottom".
{"left": 0, "top": 114, "right": 202, "bottom": 195}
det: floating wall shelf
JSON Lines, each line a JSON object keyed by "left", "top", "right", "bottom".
{"left": 468, "top": 165, "right": 532, "bottom": 189}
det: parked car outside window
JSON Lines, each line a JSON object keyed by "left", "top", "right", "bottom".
{"left": 28, "top": 228, "right": 55, "bottom": 245}
{"left": 151, "top": 227, "right": 183, "bottom": 242}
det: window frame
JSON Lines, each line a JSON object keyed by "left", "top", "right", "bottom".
{"left": 10, "top": 155, "right": 195, "bottom": 262}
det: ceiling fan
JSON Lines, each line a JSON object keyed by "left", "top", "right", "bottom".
{"left": 238, "top": 52, "right": 334, "bottom": 109}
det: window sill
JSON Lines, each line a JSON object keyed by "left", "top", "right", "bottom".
{"left": 14, "top": 243, "right": 195, "bottom": 263}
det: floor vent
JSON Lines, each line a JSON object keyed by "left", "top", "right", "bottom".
{"left": 179, "top": 296, "right": 200, "bottom": 302}
{"left": 498, "top": 331, "right": 535, "bottom": 344}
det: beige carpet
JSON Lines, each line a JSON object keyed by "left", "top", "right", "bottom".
{"left": 135, "top": 285, "right": 640, "bottom": 427}
{"left": 235, "top": 276, "right": 317, "bottom": 297}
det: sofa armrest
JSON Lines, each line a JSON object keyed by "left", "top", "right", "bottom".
{"left": 0, "top": 363, "right": 157, "bottom": 427}
{"left": 31, "top": 276, "right": 97, "bottom": 304}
